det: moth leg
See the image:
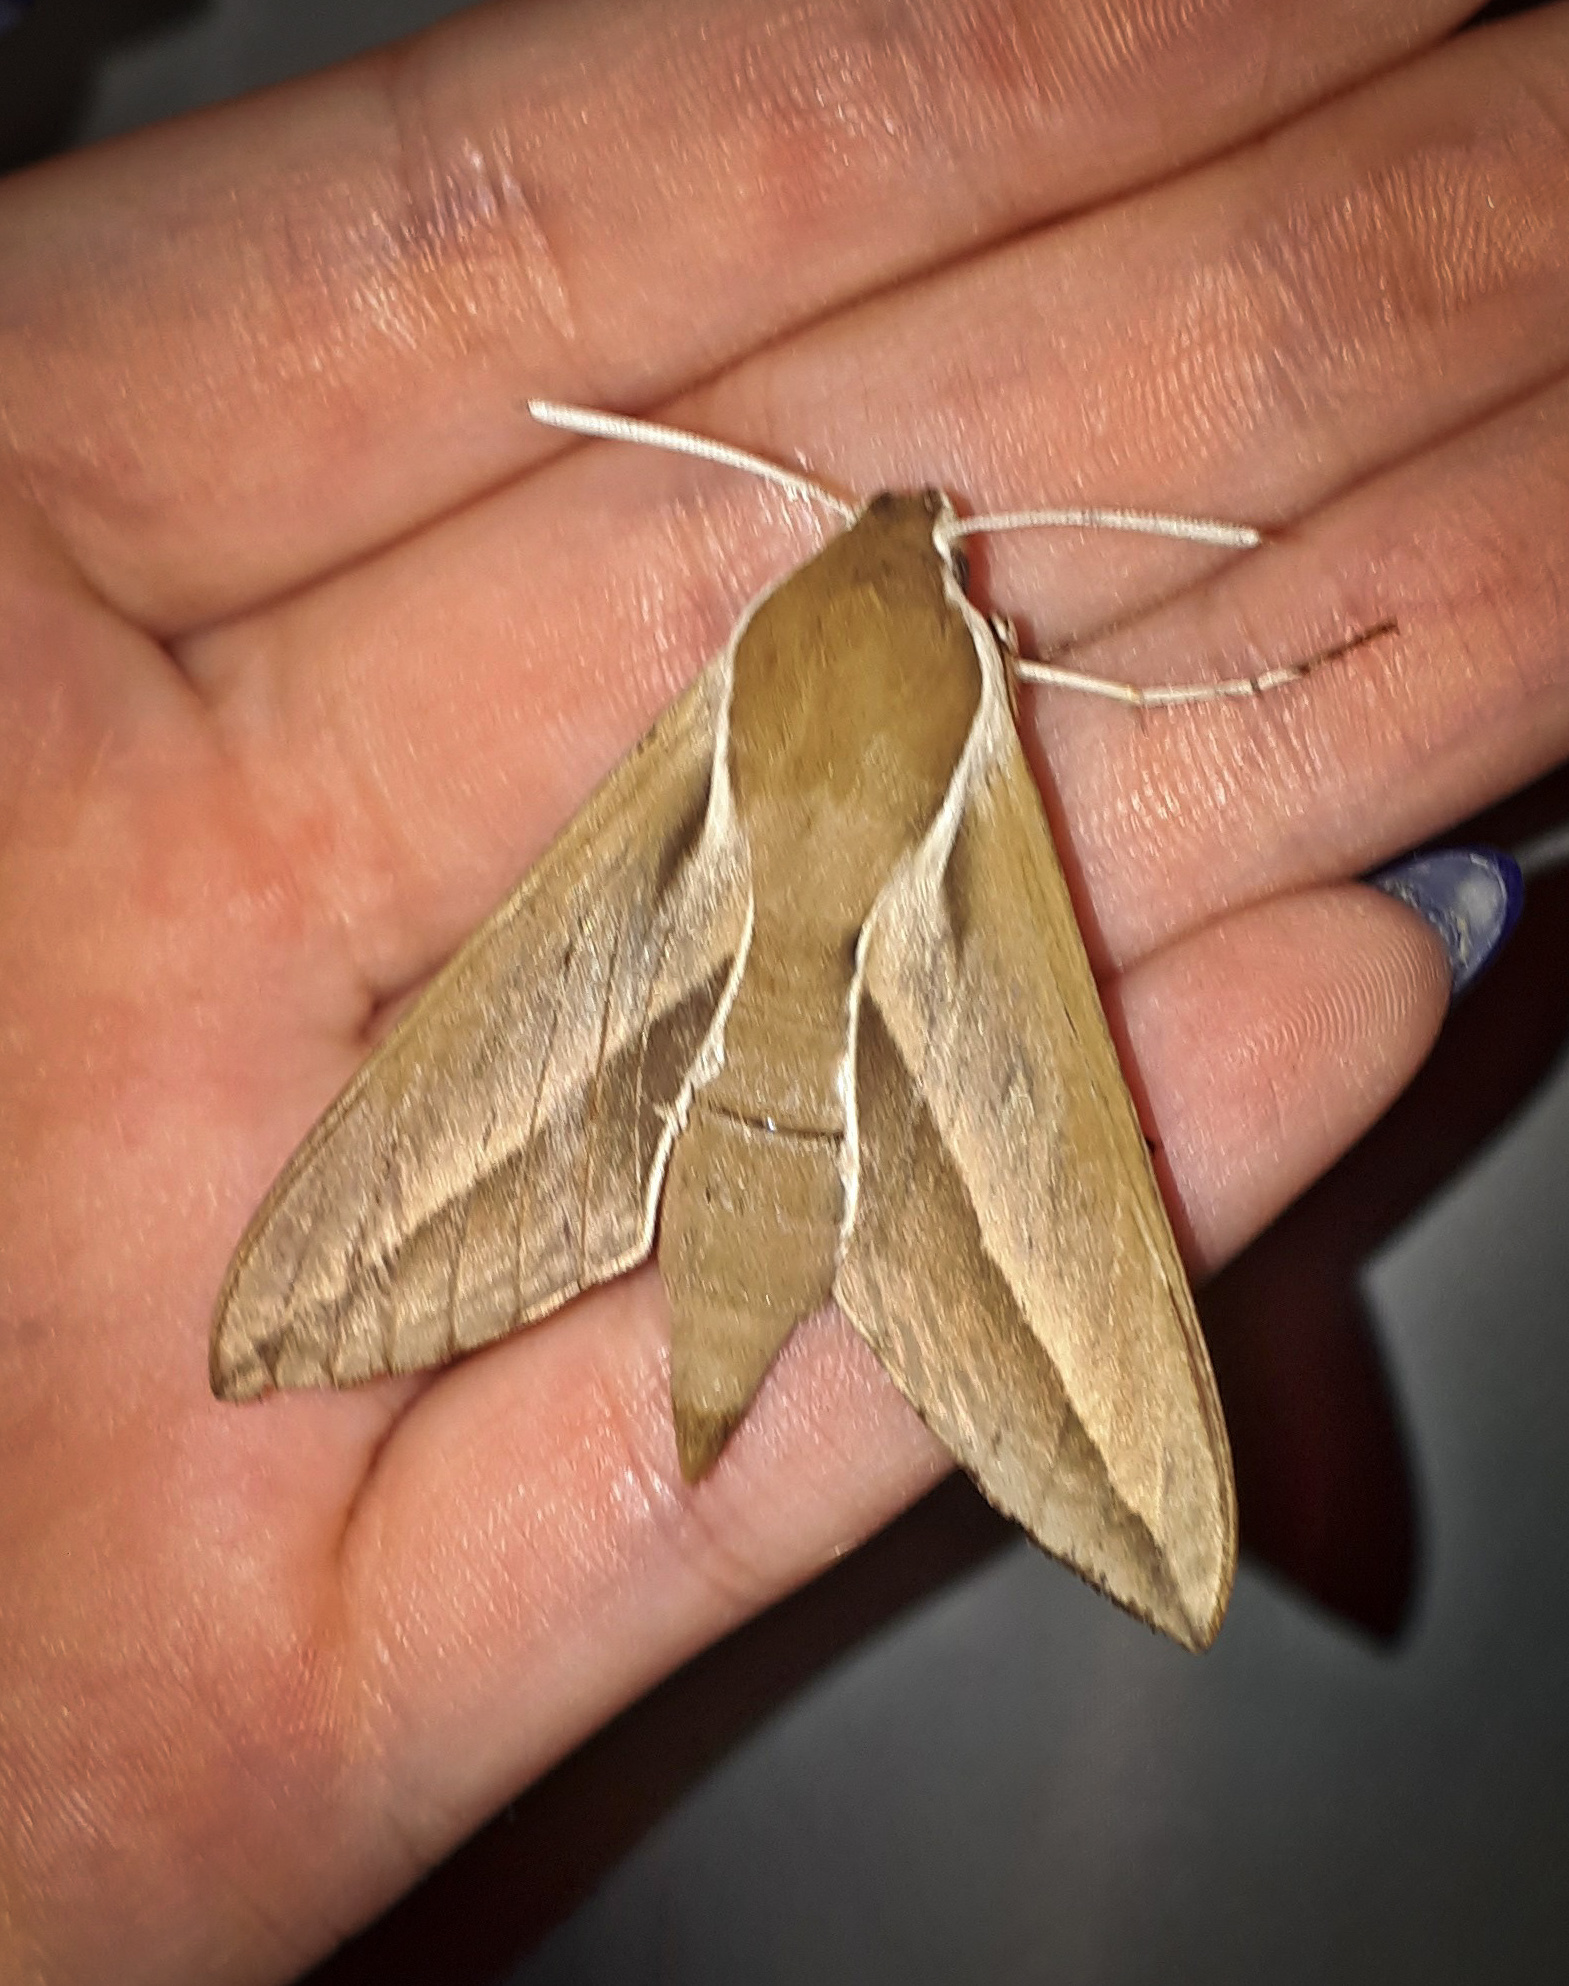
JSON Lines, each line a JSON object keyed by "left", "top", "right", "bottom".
{"left": 1013, "top": 619, "right": 1395, "bottom": 707}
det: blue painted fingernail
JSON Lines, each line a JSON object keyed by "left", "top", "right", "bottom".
{"left": 1370, "top": 846, "right": 1524, "bottom": 995}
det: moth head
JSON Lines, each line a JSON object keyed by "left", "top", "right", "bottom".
{"left": 868, "top": 487, "right": 967, "bottom": 586}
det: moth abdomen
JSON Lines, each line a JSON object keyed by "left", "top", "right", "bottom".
{"left": 657, "top": 1093, "right": 846, "bottom": 1480}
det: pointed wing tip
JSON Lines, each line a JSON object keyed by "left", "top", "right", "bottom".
{"left": 210, "top": 1260, "right": 268, "bottom": 1401}
{"left": 1163, "top": 1588, "right": 1229, "bottom": 1654}
{"left": 1088, "top": 1563, "right": 1229, "bottom": 1653}
{"left": 1056, "top": 1489, "right": 1236, "bottom": 1653}
{"left": 209, "top": 1342, "right": 270, "bottom": 1404}
{"left": 208, "top": 1294, "right": 305, "bottom": 1403}
{"left": 210, "top": 1320, "right": 352, "bottom": 1401}
{"left": 1143, "top": 1535, "right": 1238, "bottom": 1654}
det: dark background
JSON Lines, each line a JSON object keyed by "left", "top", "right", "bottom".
{"left": 4, "top": 4, "right": 1568, "bottom": 1982}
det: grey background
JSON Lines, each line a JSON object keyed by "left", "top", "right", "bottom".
{"left": 5, "top": 4, "right": 1567, "bottom": 1982}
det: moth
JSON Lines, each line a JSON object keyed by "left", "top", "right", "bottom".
{"left": 212, "top": 402, "right": 1338, "bottom": 1653}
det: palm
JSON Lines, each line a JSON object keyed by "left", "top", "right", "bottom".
{"left": 4, "top": 1, "right": 1567, "bottom": 1978}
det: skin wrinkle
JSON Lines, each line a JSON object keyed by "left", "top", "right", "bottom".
{"left": 0, "top": 3, "right": 1482, "bottom": 645}
{"left": 205, "top": 1744, "right": 396, "bottom": 1986}
{"left": 1235, "top": 919, "right": 1401, "bottom": 1164}
{"left": 175, "top": 1612, "right": 354, "bottom": 1869}
{"left": 264, "top": 110, "right": 467, "bottom": 380}
{"left": 1242, "top": 151, "right": 1534, "bottom": 421}
{"left": 1064, "top": 0, "right": 1205, "bottom": 113}
{"left": 509, "top": 1363, "right": 675, "bottom": 1628}
{"left": 355, "top": 1293, "right": 850, "bottom": 1798}
{"left": 348, "top": 1513, "right": 482, "bottom": 1772}
{"left": 998, "top": 0, "right": 1227, "bottom": 144}
{"left": 708, "top": 3, "right": 967, "bottom": 235}
{"left": 1439, "top": 464, "right": 1569, "bottom": 696}
{"left": 642, "top": 1314, "right": 918, "bottom": 1605}
{"left": 1056, "top": 375, "right": 1569, "bottom": 965}
{"left": 379, "top": 42, "right": 579, "bottom": 353}
{"left": 739, "top": 0, "right": 1062, "bottom": 189}
{"left": 347, "top": 1313, "right": 669, "bottom": 1658}
{"left": 8, "top": 1511, "right": 349, "bottom": 1968}
{"left": 1032, "top": 25, "right": 1569, "bottom": 522}
{"left": 256, "top": 192, "right": 372, "bottom": 390}
{"left": 220, "top": 639, "right": 431, "bottom": 1021}
{"left": 1154, "top": 887, "right": 1444, "bottom": 1240}
{"left": 1504, "top": 25, "right": 1569, "bottom": 162}
{"left": 182, "top": 186, "right": 407, "bottom": 541}
{"left": 598, "top": 1346, "right": 795, "bottom": 1626}
{"left": 197, "top": 658, "right": 384, "bottom": 1053}
{"left": 489, "top": 1385, "right": 717, "bottom": 1726}
{"left": 0, "top": 536, "right": 128, "bottom": 828}
{"left": 331, "top": 1377, "right": 434, "bottom": 1613}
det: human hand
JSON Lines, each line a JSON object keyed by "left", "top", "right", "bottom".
{"left": 3, "top": 1, "right": 1565, "bottom": 1978}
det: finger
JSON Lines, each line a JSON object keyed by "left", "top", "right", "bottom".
{"left": 184, "top": 4, "right": 1569, "bottom": 999}
{"left": 1039, "top": 363, "right": 1569, "bottom": 967}
{"left": 319, "top": 882, "right": 1445, "bottom": 1927}
{"left": 1116, "top": 883, "right": 1451, "bottom": 1268}
{"left": 0, "top": 0, "right": 1468, "bottom": 631}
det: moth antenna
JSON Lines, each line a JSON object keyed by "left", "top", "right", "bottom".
{"left": 529, "top": 400, "right": 858, "bottom": 524}
{"left": 1013, "top": 620, "right": 1397, "bottom": 708}
{"left": 938, "top": 506, "right": 1261, "bottom": 552}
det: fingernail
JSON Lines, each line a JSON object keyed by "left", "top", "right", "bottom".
{"left": 1370, "top": 846, "right": 1524, "bottom": 996}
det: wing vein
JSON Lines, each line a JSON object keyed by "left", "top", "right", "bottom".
{"left": 577, "top": 905, "right": 628, "bottom": 1287}
{"left": 442, "top": 1034, "right": 511, "bottom": 1364}
{"left": 513, "top": 925, "right": 581, "bottom": 1320}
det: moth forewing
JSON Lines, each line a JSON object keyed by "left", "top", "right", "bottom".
{"left": 213, "top": 412, "right": 1244, "bottom": 1650}
{"left": 835, "top": 563, "right": 1234, "bottom": 1650}
{"left": 209, "top": 659, "right": 751, "bottom": 1402}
